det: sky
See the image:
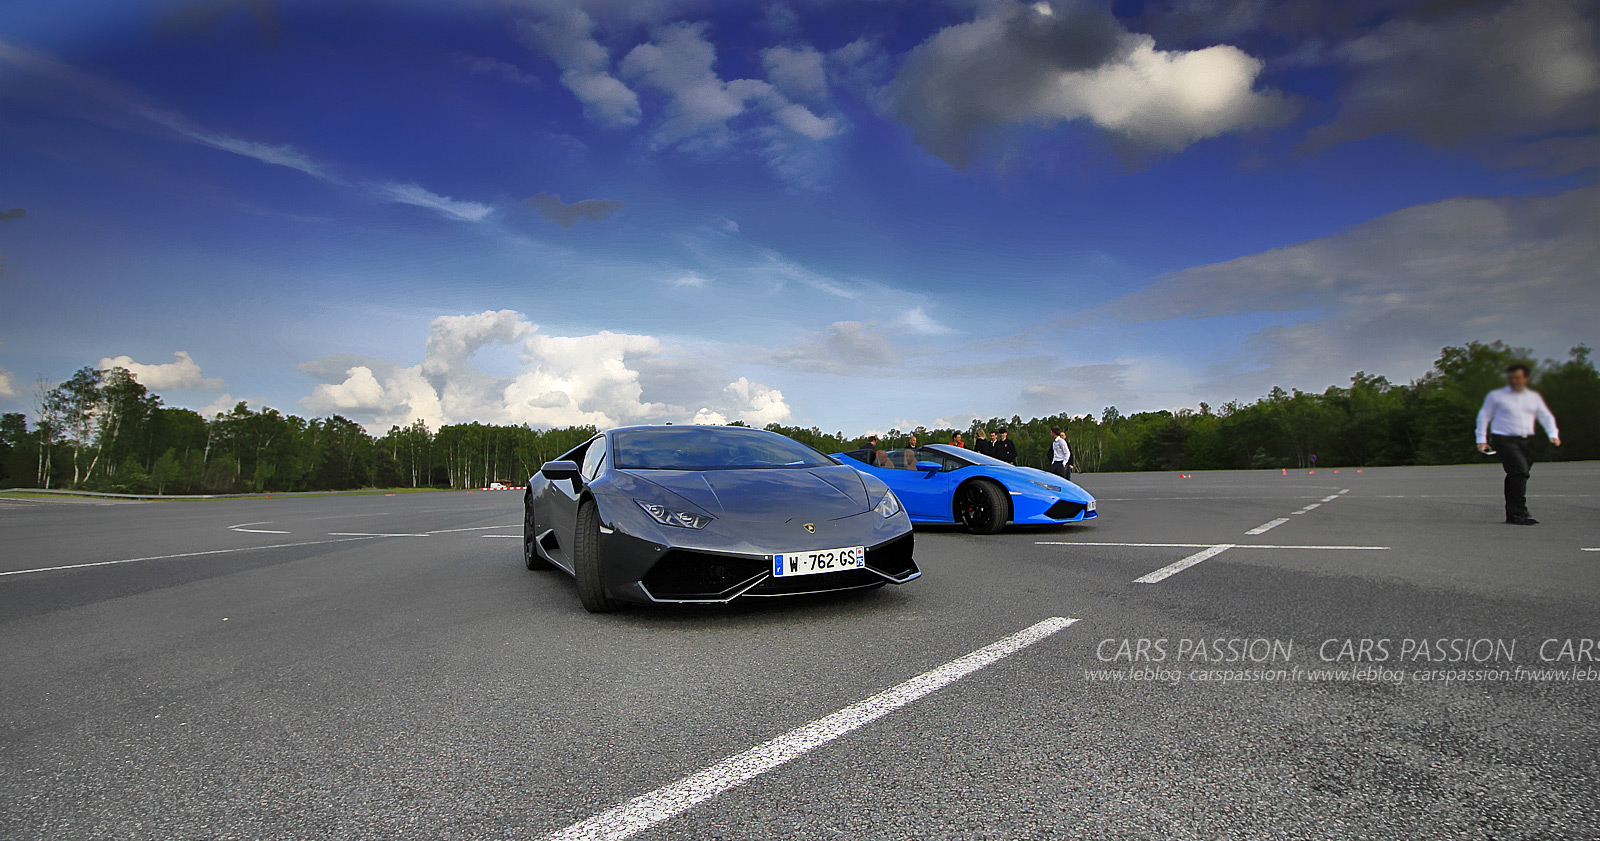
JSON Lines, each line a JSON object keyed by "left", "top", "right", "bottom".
{"left": 0, "top": 0, "right": 1595, "bottom": 435}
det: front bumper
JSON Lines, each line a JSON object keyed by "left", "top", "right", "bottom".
{"left": 599, "top": 521, "right": 919, "bottom": 606}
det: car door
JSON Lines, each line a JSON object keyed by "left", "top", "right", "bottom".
{"left": 541, "top": 436, "right": 601, "bottom": 565}
{"left": 895, "top": 448, "right": 957, "bottom": 520}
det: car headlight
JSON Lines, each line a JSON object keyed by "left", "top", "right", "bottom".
{"left": 875, "top": 490, "right": 903, "bottom": 518}
{"left": 1029, "top": 480, "right": 1063, "bottom": 492}
{"left": 636, "top": 500, "right": 713, "bottom": 529}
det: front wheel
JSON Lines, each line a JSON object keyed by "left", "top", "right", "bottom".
{"left": 954, "top": 480, "right": 1009, "bottom": 534}
{"left": 573, "top": 499, "right": 619, "bottom": 613}
{"left": 523, "top": 500, "right": 551, "bottom": 570}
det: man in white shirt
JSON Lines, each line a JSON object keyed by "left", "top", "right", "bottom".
{"left": 1476, "top": 364, "right": 1561, "bottom": 525}
{"left": 1049, "top": 427, "right": 1072, "bottom": 480}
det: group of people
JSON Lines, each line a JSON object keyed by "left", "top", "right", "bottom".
{"left": 862, "top": 427, "right": 1080, "bottom": 480}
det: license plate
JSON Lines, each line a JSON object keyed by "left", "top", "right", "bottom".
{"left": 1086, "top": 500, "right": 1097, "bottom": 512}
{"left": 773, "top": 546, "right": 865, "bottom": 577}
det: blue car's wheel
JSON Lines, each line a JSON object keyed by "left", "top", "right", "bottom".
{"left": 955, "top": 480, "right": 1008, "bottom": 534}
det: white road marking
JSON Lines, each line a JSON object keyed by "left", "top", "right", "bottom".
{"left": 540, "top": 617, "right": 1079, "bottom": 841}
{"left": 425, "top": 524, "right": 519, "bottom": 534}
{"left": 1320, "top": 495, "right": 1341, "bottom": 503}
{"left": 228, "top": 521, "right": 291, "bottom": 534}
{"left": 0, "top": 536, "right": 381, "bottom": 579}
{"left": 1583, "top": 548, "right": 1599, "bottom": 552}
{"left": 1133, "top": 545, "right": 1234, "bottom": 584}
{"left": 1035, "top": 541, "right": 1388, "bottom": 550}
{"left": 327, "top": 532, "right": 432, "bottom": 537}
{"left": 481, "top": 534, "right": 519, "bottom": 538}
{"left": 1245, "top": 518, "right": 1289, "bottom": 535}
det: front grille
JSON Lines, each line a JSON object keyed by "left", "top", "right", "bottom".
{"left": 1044, "top": 500, "right": 1088, "bottom": 520}
{"left": 641, "top": 550, "right": 768, "bottom": 600}
{"left": 865, "top": 533, "right": 917, "bottom": 578}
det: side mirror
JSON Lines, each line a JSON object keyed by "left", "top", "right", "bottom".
{"left": 916, "top": 461, "right": 943, "bottom": 474}
{"left": 540, "top": 460, "right": 580, "bottom": 481}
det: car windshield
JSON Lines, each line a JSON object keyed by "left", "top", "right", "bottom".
{"left": 923, "top": 443, "right": 1007, "bottom": 467}
{"left": 613, "top": 427, "right": 836, "bottom": 470}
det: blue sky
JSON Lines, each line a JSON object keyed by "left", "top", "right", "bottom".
{"left": 0, "top": 0, "right": 1595, "bottom": 433}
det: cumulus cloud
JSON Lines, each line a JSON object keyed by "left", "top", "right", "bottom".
{"left": 97, "top": 350, "right": 226, "bottom": 391}
{"left": 762, "top": 45, "right": 828, "bottom": 102}
{"left": 0, "top": 364, "right": 17, "bottom": 398}
{"left": 1306, "top": 0, "right": 1599, "bottom": 150}
{"left": 300, "top": 310, "right": 791, "bottom": 431}
{"left": 517, "top": 6, "right": 641, "bottom": 127}
{"left": 670, "top": 272, "right": 707, "bottom": 288}
{"left": 374, "top": 183, "right": 494, "bottom": 222}
{"left": 525, "top": 192, "right": 625, "bottom": 227}
{"left": 615, "top": 22, "right": 843, "bottom": 183}
{"left": 890, "top": 0, "right": 1293, "bottom": 168}
{"left": 1100, "top": 186, "right": 1600, "bottom": 393}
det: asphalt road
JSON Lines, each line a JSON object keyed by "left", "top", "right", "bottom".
{"left": 3, "top": 463, "right": 1598, "bottom": 840}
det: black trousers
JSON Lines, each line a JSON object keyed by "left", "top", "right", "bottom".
{"left": 1491, "top": 434, "right": 1533, "bottom": 519}
{"left": 1049, "top": 461, "right": 1071, "bottom": 481}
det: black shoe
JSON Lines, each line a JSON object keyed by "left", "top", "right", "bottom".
{"left": 1506, "top": 516, "right": 1539, "bottom": 525}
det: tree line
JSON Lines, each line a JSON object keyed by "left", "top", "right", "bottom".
{"left": 0, "top": 341, "right": 1592, "bottom": 494}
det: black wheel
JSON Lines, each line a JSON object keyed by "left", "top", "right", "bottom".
{"left": 573, "top": 499, "right": 619, "bottom": 613}
{"left": 954, "top": 480, "right": 1009, "bottom": 534}
{"left": 523, "top": 499, "right": 551, "bottom": 570}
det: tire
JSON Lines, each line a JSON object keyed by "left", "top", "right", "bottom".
{"left": 954, "top": 480, "right": 1009, "bottom": 534}
{"left": 523, "top": 498, "right": 551, "bottom": 570}
{"left": 573, "top": 499, "right": 619, "bottom": 613}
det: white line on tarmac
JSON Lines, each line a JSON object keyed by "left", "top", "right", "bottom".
{"left": 0, "top": 536, "right": 381, "bottom": 578}
{"left": 1583, "top": 548, "right": 1599, "bottom": 552}
{"left": 228, "top": 521, "right": 291, "bottom": 534}
{"left": 425, "top": 524, "right": 519, "bottom": 534}
{"left": 539, "top": 617, "right": 1079, "bottom": 841}
{"left": 1035, "top": 541, "right": 1388, "bottom": 550}
{"left": 1320, "top": 495, "right": 1341, "bottom": 503}
{"left": 1134, "top": 545, "right": 1235, "bottom": 584}
{"left": 481, "top": 534, "right": 519, "bottom": 538}
{"left": 1246, "top": 518, "right": 1289, "bottom": 534}
{"left": 327, "top": 532, "right": 432, "bottom": 537}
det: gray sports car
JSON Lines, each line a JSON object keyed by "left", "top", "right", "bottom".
{"left": 522, "top": 425, "right": 920, "bottom": 612}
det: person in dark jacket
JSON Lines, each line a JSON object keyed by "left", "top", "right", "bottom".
{"left": 863, "top": 435, "right": 879, "bottom": 465}
{"left": 974, "top": 429, "right": 991, "bottom": 456}
{"left": 993, "top": 428, "right": 1018, "bottom": 464}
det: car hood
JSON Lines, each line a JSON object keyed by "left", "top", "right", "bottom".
{"left": 622, "top": 465, "right": 870, "bottom": 521}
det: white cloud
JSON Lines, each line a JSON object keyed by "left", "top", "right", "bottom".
{"left": 299, "top": 310, "right": 791, "bottom": 432}
{"left": 901, "top": 306, "right": 958, "bottom": 336}
{"left": 1099, "top": 186, "right": 1600, "bottom": 395}
{"left": 890, "top": 0, "right": 1293, "bottom": 167}
{"left": 691, "top": 408, "right": 728, "bottom": 425}
{"left": 772, "top": 103, "right": 840, "bottom": 140}
{"left": 771, "top": 321, "right": 900, "bottom": 374}
{"left": 762, "top": 45, "right": 828, "bottom": 102}
{"left": 1307, "top": 0, "right": 1599, "bottom": 150}
{"left": 615, "top": 22, "right": 846, "bottom": 183}
{"left": 458, "top": 53, "right": 541, "bottom": 87}
{"left": 0, "top": 37, "right": 334, "bottom": 181}
{"left": 0, "top": 364, "right": 17, "bottom": 398}
{"left": 671, "top": 272, "right": 708, "bottom": 288}
{"left": 198, "top": 393, "right": 240, "bottom": 418}
{"left": 374, "top": 183, "right": 494, "bottom": 222}
{"left": 97, "top": 350, "right": 226, "bottom": 391}
{"left": 518, "top": 6, "right": 642, "bottom": 127}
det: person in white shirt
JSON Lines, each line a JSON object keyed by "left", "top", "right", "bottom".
{"left": 1476, "top": 364, "right": 1561, "bottom": 525}
{"left": 1049, "top": 426, "right": 1072, "bottom": 480}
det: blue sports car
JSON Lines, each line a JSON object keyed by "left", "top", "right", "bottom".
{"left": 833, "top": 444, "right": 1097, "bottom": 534}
